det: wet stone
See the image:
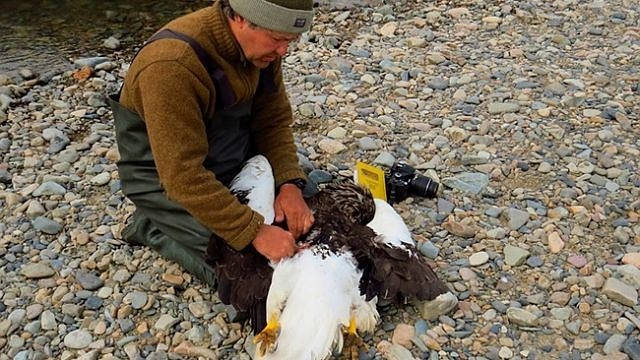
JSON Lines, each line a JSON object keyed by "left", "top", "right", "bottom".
{"left": 74, "top": 57, "right": 110, "bottom": 67}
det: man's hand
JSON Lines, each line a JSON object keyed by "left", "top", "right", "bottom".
{"left": 274, "top": 183, "right": 314, "bottom": 239}
{"left": 252, "top": 224, "right": 297, "bottom": 262}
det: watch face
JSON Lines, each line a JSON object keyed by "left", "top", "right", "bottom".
{"left": 287, "top": 179, "right": 306, "bottom": 190}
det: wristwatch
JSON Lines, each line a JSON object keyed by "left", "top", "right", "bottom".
{"left": 280, "top": 178, "right": 307, "bottom": 191}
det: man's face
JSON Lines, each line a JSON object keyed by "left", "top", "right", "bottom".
{"left": 235, "top": 18, "right": 299, "bottom": 68}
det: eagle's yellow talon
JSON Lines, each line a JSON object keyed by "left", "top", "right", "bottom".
{"left": 347, "top": 316, "right": 357, "bottom": 335}
{"left": 341, "top": 316, "right": 365, "bottom": 360}
{"left": 254, "top": 316, "right": 280, "bottom": 356}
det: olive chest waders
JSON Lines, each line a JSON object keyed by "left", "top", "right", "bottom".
{"left": 108, "top": 29, "right": 276, "bottom": 288}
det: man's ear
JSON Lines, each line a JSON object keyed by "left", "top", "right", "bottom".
{"left": 234, "top": 15, "right": 249, "bottom": 30}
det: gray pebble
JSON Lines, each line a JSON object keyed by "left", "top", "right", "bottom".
{"left": 75, "top": 270, "right": 104, "bottom": 290}
{"left": 31, "top": 217, "right": 62, "bottom": 234}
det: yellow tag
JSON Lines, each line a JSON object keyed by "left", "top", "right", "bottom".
{"left": 356, "top": 161, "right": 387, "bottom": 201}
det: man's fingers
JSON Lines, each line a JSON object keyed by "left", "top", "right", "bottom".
{"left": 287, "top": 214, "right": 302, "bottom": 239}
{"left": 300, "top": 211, "right": 314, "bottom": 235}
{"left": 290, "top": 224, "right": 302, "bottom": 240}
{"left": 303, "top": 217, "right": 313, "bottom": 234}
{"left": 274, "top": 201, "right": 285, "bottom": 223}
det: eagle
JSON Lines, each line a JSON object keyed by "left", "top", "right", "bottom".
{"left": 206, "top": 155, "right": 448, "bottom": 360}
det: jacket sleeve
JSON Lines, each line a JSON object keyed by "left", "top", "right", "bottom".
{"left": 250, "top": 60, "right": 307, "bottom": 187}
{"left": 130, "top": 61, "right": 263, "bottom": 251}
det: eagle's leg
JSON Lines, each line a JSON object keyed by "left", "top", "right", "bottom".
{"left": 341, "top": 316, "right": 366, "bottom": 360}
{"left": 253, "top": 315, "right": 280, "bottom": 356}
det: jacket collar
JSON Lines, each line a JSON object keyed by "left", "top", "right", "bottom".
{"left": 203, "top": 1, "right": 248, "bottom": 66}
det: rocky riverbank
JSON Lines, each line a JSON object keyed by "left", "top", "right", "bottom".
{"left": 1, "top": 0, "right": 640, "bottom": 359}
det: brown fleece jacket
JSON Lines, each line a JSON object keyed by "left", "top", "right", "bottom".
{"left": 119, "top": 1, "right": 306, "bottom": 251}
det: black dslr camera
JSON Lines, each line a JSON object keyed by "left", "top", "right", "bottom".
{"left": 386, "top": 162, "right": 439, "bottom": 204}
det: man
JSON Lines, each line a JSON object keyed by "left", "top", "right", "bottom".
{"left": 109, "top": 0, "right": 315, "bottom": 288}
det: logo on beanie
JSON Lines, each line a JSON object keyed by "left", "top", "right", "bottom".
{"left": 294, "top": 18, "right": 306, "bottom": 27}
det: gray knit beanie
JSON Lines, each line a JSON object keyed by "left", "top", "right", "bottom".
{"left": 229, "top": 0, "right": 314, "bottom": 34}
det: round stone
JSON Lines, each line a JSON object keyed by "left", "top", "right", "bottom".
{"left": 469, "top": 252, "right": 489, "bottom": 266}
{"left": 64, "top": 329, "right": 92, "bottom": 349}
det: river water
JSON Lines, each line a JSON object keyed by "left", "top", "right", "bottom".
{"left": 0, "top": 0, "right": 210, "bottom": 76}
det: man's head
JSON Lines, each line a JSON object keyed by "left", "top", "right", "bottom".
{"left": 222, "top": 0, "right": 314, "bottom": 68}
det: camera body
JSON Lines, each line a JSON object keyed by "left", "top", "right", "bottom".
{"left": 385, "top": 162, "right": 439, "bottom": 204}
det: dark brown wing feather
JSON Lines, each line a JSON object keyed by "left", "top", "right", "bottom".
{"left": 348, "top": 224, "right": 449, "bottom": 302}
{"left": 206, "top": 238, "right": 271, "bottom": 334}
{"left": 307, "top": 182, "right": 448, "bottom": 303}
{"left": 205, "top": 190, "right": 272, "bottom": 334}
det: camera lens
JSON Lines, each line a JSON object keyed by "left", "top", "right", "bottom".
{"left": 410, "top": 174, "right": 439, "bottom": 198}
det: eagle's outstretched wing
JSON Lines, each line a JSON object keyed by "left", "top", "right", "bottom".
{"left": 347, "top": 224, "right": 449, "bottom": 302}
